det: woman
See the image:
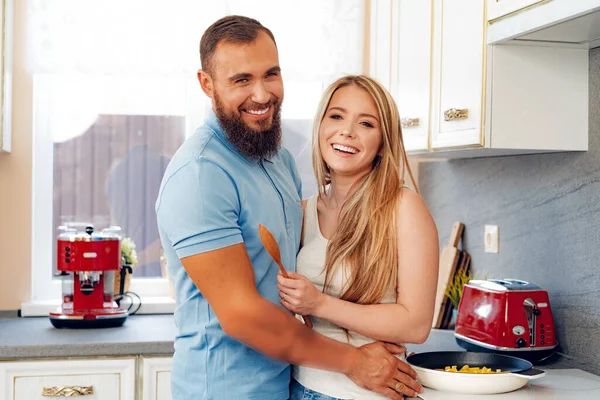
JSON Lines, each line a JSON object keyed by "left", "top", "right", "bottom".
{"left": 278, "top": 75, "right": 439, "bottom": 400}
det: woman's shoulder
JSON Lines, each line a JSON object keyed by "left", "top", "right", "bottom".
{"left": 397, "top": 187, "right": 437, "bottom": 233}
{"left": 395, "top": 188, "right": 439, "bottom": 262}
{"left": 398, "top": 186, "right": 422, "bottom": 208}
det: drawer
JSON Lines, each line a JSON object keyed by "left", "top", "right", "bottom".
{"left": 0, "top": 358, "right": 136, "bottom": 400}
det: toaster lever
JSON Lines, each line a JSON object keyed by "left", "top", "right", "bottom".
{"left": 523, "top": 298, "right": 537, "bottom": 347}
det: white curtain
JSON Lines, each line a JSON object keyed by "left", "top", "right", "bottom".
{"left": 28, "top": 0, "right": 366, "bottom": 186}
{"left": 28, "top": 0, "right": 364, "bottom": 79}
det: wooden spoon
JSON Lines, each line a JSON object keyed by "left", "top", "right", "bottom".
{"left": 258, "top": 224, "right": 313, "bottom": 329}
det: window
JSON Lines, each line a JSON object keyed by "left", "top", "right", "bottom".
{"left": 25, "top": 0, "right": 366, "bottom": 313}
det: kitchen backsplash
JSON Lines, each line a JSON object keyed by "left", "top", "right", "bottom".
{"left": 419, "top": 47, "right": 600, "bottom": 375}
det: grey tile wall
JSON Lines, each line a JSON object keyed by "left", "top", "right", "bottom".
{"left": 419, "top": 47, "right": 600, "bottom": 374}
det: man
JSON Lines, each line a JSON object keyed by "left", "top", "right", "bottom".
{"left": 156, "top": 15, "right": 423, "bottom": 400}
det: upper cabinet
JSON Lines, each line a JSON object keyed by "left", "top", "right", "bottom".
{"left": 392, "top": 0, "right": 432, "bottom": 152}
{"left": 430, "top": 0, "right": 485, "bottom": 150}
{"left": 487, "top": 0, "right": 546, "bottom": 21}
{"left": 487, "top": 0, "right": 600, "bottom": 47}
{"left": 371, "top": 0, "right": 591, "bottom": 159}
{"left": 370, "top": 0, "right": 431, "bottom": 152}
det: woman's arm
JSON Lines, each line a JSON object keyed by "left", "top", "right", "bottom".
{"left": 278, "top": 190, "right": 439, "bottom": 344}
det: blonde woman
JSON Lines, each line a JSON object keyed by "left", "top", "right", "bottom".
{"left": 278, "top": 75, "right": 439, "bottom": 400}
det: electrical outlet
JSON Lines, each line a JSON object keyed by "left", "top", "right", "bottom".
{"left": 484, "top": 225, "right": 499, "bottom": 253}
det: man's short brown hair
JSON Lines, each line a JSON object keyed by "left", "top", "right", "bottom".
{"left": 200, "top": 15, "right": 277, "bottom": 75}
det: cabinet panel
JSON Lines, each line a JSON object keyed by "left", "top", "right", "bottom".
{"left": 369, "top": 0, "right": 393, "bottom": 89}
{"left": 141, "top": 356, "right": 172, "bottom": 400}
{"left": 487, "top": 0, "right": 546, "bottom": 21}
{"left": 489, "top": 45, "right": 588, "bottom": 150}
{"left": 0, "top": 358, "right": 136, "bottom": 400}
{"left": 156, "top": 371, "right": 172, "bottom": 400}
{"left": 431, "top": 0, "right": 485, "bottom": 149}
{"left": 392, "top": 0, "right": 432, "bottom": 152}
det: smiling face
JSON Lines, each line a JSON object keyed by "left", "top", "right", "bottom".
{"left": 198, "top": 30, "right": 284, "bottom": 159}
{"left": 319, "top": 84, "right": 383, "bottom": 180}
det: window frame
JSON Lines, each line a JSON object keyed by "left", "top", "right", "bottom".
{"left": 22, "top": 75, "right": 178, "bottom": 316}
{"left": 22, "top": 0, "right": 380, "bottom": 316}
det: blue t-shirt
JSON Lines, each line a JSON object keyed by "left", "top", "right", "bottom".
{"left": 156, "top": 111, "right": 303, "bottom": 400}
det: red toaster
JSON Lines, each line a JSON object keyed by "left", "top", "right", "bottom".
{"left": 454, "top": 279, "right": 558, "bottom": 363}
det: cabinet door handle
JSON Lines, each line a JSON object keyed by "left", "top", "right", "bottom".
{"left": 42, "top": 385, "right": 94, "bottom": 396}
{"left": 401, "top": 117, "right": 420, "bottom": 128}
{"left": 444, "top": 108, "right": 469, "bottom": 121}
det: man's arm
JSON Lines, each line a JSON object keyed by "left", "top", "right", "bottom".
{"left": 182, "top": 242, "right": 422, "bottom": 399}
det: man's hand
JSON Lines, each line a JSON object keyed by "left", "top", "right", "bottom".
{"left": 345, "top": 342, "right": 423, "bottom": 399}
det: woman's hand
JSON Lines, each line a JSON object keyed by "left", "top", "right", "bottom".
{"left": 277, "top": 271, "right": 326, "bottom": 316}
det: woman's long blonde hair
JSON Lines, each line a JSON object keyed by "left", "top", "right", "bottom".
{"left": 312, "top": 75, "right": 418, "bottom": 304}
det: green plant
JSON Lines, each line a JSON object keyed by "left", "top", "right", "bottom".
{"left": 445, "top": 269, "right": 473, "bottom": 309}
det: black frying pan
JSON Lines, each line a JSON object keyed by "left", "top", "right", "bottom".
{"left": 406, "top": 352, "right": 545, "bottom": 394}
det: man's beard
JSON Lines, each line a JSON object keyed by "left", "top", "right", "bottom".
{"left": 214, "top": 94, "right": 282, "bottom": 160}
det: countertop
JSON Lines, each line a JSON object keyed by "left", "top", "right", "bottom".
{"left": 0, "top": 314, "right": 467, "bottom": 360}
{"left": 0, "top": 314, "right": 176, "bottom": 359}
{"left": 418, "top": 368, "right": 600, "bottom": 400}
{"left": 3, "top": 314, "right": 597, "bottom": 398}
{"left": 0, "top": 313, "right": 585, "bottom": 370}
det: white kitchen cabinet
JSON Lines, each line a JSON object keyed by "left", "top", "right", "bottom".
{"left": 428, "top": 1, "right": 589, "bottom": 157}
{"left": 140, "top": 356, "right": 172, "bottom": 400}
{"left": 427, "top": 0, "right": 588, "bottom": 157}
{"left": 393, "top": 0, "right": 432, "bottom": 152}
{"left": 487, "top": 0, "right": 546, "bottom": 21}
{"left": 430, "top": 0, "right": 485, "bottom": 149}
{"left": 487, "top": 0, "right": 600, "bottom": 46}
{"left": 372, "top": 0, "right": 589, "bottom": 159}
{"left": 370, "top": 0, "right": 431, "bottom": 152}
{"left": 0, "top": 357, "right": 136, "bottom": 400}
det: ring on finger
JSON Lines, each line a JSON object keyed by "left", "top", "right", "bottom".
{"left": 395, "top": 381, "right": 405, "bottom": 392}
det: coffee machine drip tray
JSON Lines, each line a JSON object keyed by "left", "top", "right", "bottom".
{"left": 50, "top": 308, "right": 128, "bottom": 329}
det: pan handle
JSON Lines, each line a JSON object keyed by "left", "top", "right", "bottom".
{"left": 514, "top": 368, "right": 546, "bottom": 380}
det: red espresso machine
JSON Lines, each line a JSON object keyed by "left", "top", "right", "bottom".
{"left": 49, "top": 224, "right": 128, "bottom": 329}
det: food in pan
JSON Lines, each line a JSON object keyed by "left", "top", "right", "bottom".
{"left": 435, "top": 365, "right": 504, "bottom": 374}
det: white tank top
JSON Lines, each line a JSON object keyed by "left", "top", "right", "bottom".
{"left": 293, "top": 195, "right": 402, "bottom": 399}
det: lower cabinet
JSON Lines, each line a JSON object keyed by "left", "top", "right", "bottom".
{"left": 0, "top": 357, "right": 136, "bottom": 399}
{"left": 140, "top": 357, "right": 173, "bottom": 400}
{"left": 0, "top": 356, "right": 173, "bottom": 400}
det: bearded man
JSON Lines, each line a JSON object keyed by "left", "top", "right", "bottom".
{"left": 156, "top": 15, "right": 420, "bottom": 400}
